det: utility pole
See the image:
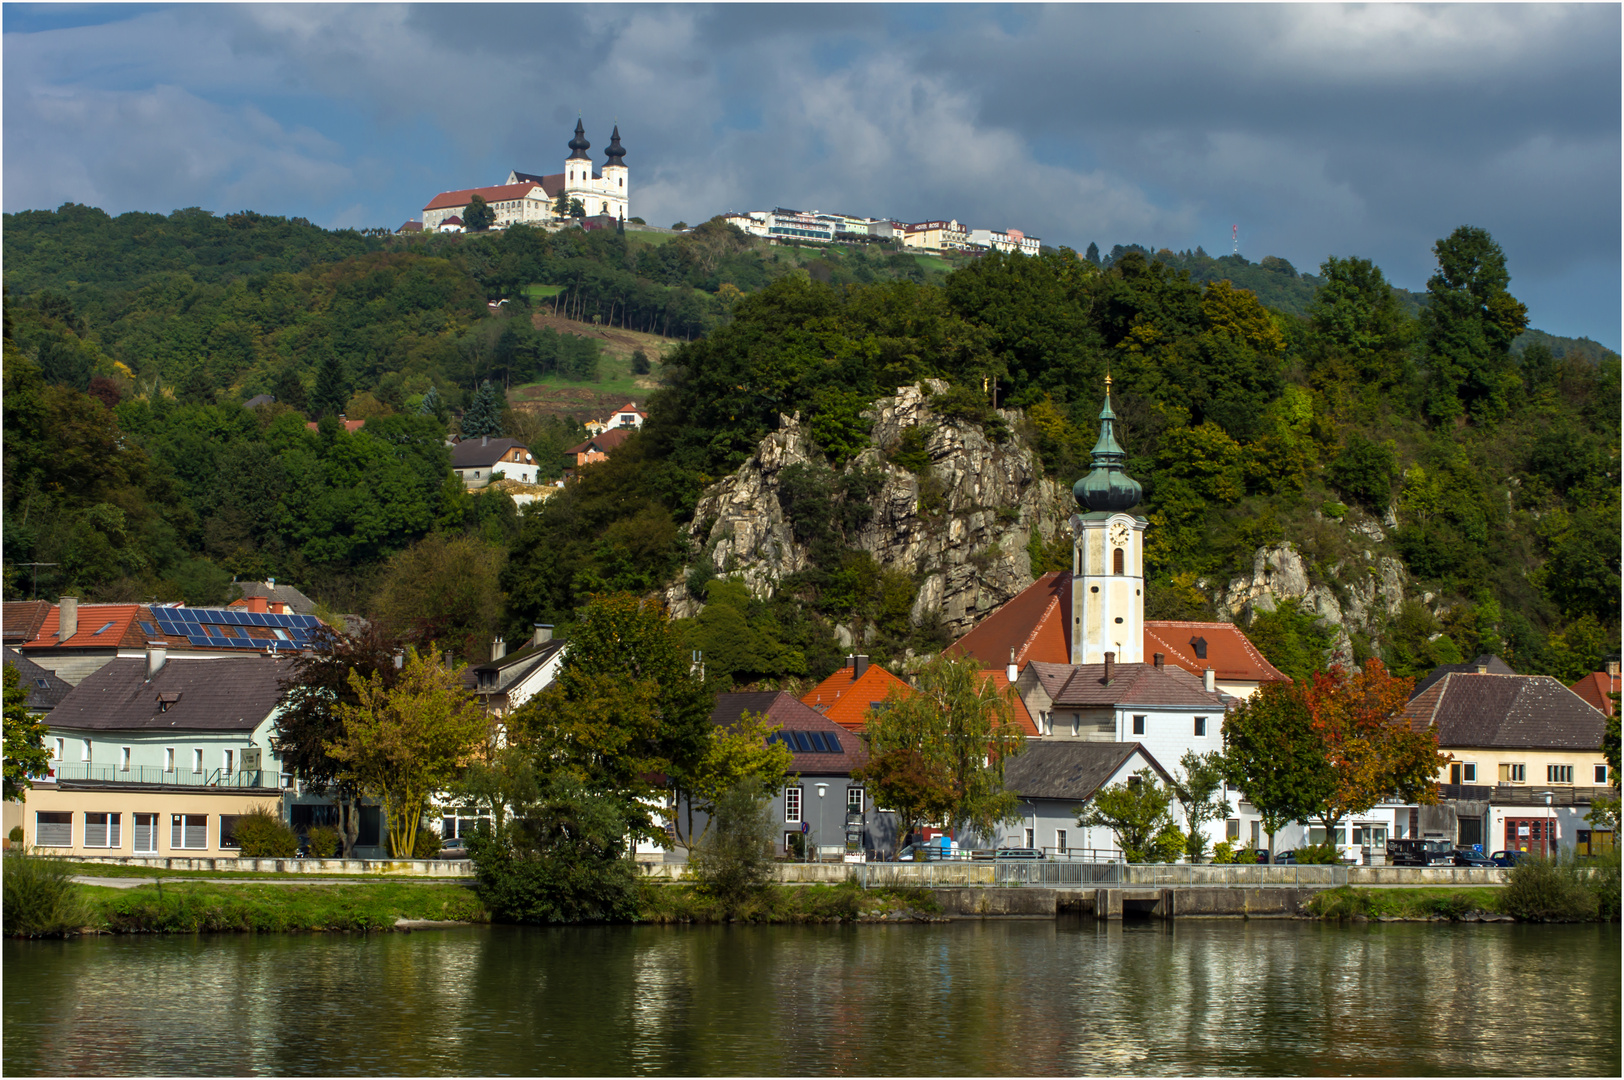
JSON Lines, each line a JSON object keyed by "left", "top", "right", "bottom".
{"left": 17, "top": 562, "right": 57, "bottom": 600}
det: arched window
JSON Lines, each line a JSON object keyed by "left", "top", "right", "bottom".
{"left": 1113, "top": 547, "right": 1124, "bottom": 575}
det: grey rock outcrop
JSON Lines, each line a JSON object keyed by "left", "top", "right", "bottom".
{"left": 663, "top": 382, "right": 1071, "bottom": 638}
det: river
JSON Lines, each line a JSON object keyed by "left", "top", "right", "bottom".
{"left": 4, "top": 921, "right": 1618, "bottom": 1076}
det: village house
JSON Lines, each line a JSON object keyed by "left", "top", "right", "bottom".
{"left": 988, "top": 741, "right": 1175, "bottom": 856}
{"left": 6, "top": 650, "right": 292, "bottom": 859}
{"left": 451, "top": 436, "right": 539, "bottom": 488}
{"left": 564, "top": 426, "right": 631, "bottom": 469}
{"left": 1569, "top": 659, "right": 1621, "bottom": 717}
{"left": 1406, "top": 660, "right": 1612, "bottom": 857}
{"left": 585, "top": 402, "right": 647, "bottom": 436}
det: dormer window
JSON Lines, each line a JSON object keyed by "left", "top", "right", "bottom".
{"left": 94, "top": 621, "right": 115, "bottom": 635}
{"left": 1190, "top": 637, "right": 1208, "bottom": 659}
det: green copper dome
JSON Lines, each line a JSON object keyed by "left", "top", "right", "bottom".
{"left": 1072, "top": 378, "right": 1143, "bottom": 512}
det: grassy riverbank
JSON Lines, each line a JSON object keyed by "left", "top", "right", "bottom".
{"left": 83, "top": 879, "right": 489, "bottom": 933}
{"left": 636, "top": 880, "right": 941, "bottom": 924}
{"left": 1308, "top": 886, "right": 1509, "bottom": 921}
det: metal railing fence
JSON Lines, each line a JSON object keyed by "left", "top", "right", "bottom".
{"left": 50, "top": 762, "right": 278, "bottom": 789}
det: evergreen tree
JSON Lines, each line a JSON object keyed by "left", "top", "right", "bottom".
{"left": 271, "top": 363, "right": 308, "bottom": 412}
{"left": 1422, "top": 226, "right": 1529, "bottom": 423}
{"left": 1085, "top": 241, "right": 1101, "bottom": 265}
{"left": 180, "top": 360, "right": 216, "bottom": 406}
{"left": 461, "top": 380, "right": 506, "bottom": 438}
{"left": 553, "top": 188, "right": 570, "bottom": 219}
{"left": 569, "top": 199, "right": 587, "bottom": 220}
{"left": 312, "top": 347, "right": 349, "bottom": 418}
{"left": 417, "top": 384, "right": 443, "bottom": 420}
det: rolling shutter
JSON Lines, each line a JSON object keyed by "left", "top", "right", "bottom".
{"left": 36, "top": 812, "right": 72, "bottom": 847}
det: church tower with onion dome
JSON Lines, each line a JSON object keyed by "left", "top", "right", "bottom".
{"left": 1069, "top": 376, "right": 1148, "bottom": 665}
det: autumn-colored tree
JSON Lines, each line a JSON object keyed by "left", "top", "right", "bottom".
{"left": 327, "top": 645, "right": 489, "bottom": 857}
{"left": 671, "top": 709, "right": 794, "bottom": 853}
{"left": 1300, "top": 659, "right": 1443, "bottom": 847}
{"left": 856, "top": 654, "right": 1026, "bottom": 850}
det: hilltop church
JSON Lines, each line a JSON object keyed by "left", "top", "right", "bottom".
{"left": 419, "top": 120, "right": 630, "bottom": 232}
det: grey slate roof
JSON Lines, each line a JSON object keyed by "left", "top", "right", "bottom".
{"left": 450, "top": 437, "right": 527, "bottom": 470}
{"left": 1405, "top": 671, "right": 1607, "bottom": 751}
{"left": 231, "top": 580, "right": 318, "bottom": 617}
{"left": 1410, "top": 654, "right": 1517, "bottom": 700}
{"left": 710, "top": 691, "right": 866, "bottom": 775}
{"left": 1028, "top": 660, "right": 1228, "bottom": 710}
{"left": 465, "top": 639, "right": 567, "bottom": 695}
{"left": 3, "top": 647, "right": 72, "bottom": 710}
{"left": 1001, "top": 741, "right": 1171, "bottom": 802}
{"left": 47, "top": 657, "right": 290, "bottom": 733}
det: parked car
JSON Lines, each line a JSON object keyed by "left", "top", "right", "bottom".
{"left": 1490, "top": 850, "right": 1531, "bottom": 868}
{"left": 1388, "top": 838, "right": 1457, "bottom": 867}
{"left": 437, "top": 836, "right": 469, "bottom": 860}
{"left": 895, "top": 843, "right": 946, "bottom": 862}
{"left": 1452, "top": 849, "right": 1496, "bottom": 868}
{"left": 1270, "top": 849, "right": 1297, "bottom": 865}
{"left": 994, "top": 847, "right": 1046, "bottom": 860}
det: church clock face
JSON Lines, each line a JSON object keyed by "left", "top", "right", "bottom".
{"left": 1109, "top": 522, "right": 1132, "bottom": 548}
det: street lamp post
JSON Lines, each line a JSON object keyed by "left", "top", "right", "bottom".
{"left": 1542, "top": 790, "right": 1555, "bottom": 857}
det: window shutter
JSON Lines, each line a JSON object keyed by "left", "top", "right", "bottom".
{"left": 186, "top": 816, "right": 207, "bottom": 849}
{"left": 85, "top": 814, "right": 108, "bottom": 848}
{"left": 36, "top": 812, "right": 72, "bottom": 847}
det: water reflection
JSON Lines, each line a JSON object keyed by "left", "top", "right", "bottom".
{"left": 4, "top": 921, "right": 1618, "bottom": 1076}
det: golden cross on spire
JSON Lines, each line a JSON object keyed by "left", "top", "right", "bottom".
{"left": 1105, "top": 373, "right": 1113, "bottom": 391}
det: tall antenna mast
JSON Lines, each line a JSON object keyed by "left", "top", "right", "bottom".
{"left": 1232, "top": 224, "right": 1238, "bottom": 255}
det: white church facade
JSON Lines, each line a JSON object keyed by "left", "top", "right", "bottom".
{"left": 421, "top": 120, "right": 629, "bottom": 232}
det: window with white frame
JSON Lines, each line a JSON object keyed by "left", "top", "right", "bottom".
{"left": 1194, "top": 716, "right": 1207, "bottom": 737}
{"left": 192, "top": 748, "right": 203, "bottom": 774}
{"left": 172, "top": 814, "right": 208, "bottom": 849}
{"left": 36, "top": 811, "right": 72, "bottom": 847}
{"left": 784, "top": 786, "right": 803, "bottom": 824}
{"left": 1597, "top": 764, "right": 1610, "bottom": 785}
{"left": 223, "top": 749, "right": 234, "bottom": 775}
{"left": 133, "top": 813, "right": 159, "bottom": 854}
{"left": 846, "top": 787, "right": 864, "bottom": 814}
{"left": 54, "top": 737, "right": 64, "bottom": 760}
{"left": 1024, "top": 827, "right": 1034, "bottom": 848}
{"left": 1548, "top": 764, "right": 1574, "bottom": 784}
{"left": 1227, "top": 818, "right": 1241, "bottom": 841}
{"left": 81, "top": 738, "right": 92, "bottom": 762}
{"left": 165, "top": 748, "right": 175, "bottom": 772}
{"left": 84, "top": 812, "right": 122, "bottom": 848}
{"left": 440, "top": 814, "right": 493, "bottom": 840}
{"left": 1501, "top": 762, "right": 1526, "bottom": 783}
{"left": 1055, "top": 829, "right": 1068, "bottom": 854}
{"left": 1462, "top": 762, "right": 1476, "bottom": 783}
{"left": 119, "top": 747, "right": 131, "bottom": 772}
{"left": 1070, "top": 715, "right": 1080, "bottom": 737}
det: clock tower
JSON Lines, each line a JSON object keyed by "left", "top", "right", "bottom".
{"left": 1070, "top": 377, "right": 1147, "bottom": 665}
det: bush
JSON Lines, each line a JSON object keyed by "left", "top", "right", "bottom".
{"left": 467, "top": 779, "right": 638, "bottom": 923}
{"left": 233, "top": 806, "right": 299, "bottom": 858}
{"left": 1502, "top": 855, "right": 1600, "bottom": 921}
{"left": 1211, "top": 840, "right": 1256, "bottom": 864}
{"left": 7, "top": 826, "right": 23, "bottom": 846}
{"left": 690, "top": 783, "right": 776, "bottom": 916}
{"left": 3, "top": 849, "right": 89, "bottom": 936}
{"left": 306, "top": 825, "right": 340, "bottom": 859}
{"left": 1584, "top": 849, "right": 1621, "bottom": 920}
{"left": 630, "top": 348, "right": 651, "bottom": 375}
{"left": 1292, "top": 842, "right": 1342, "bottom": 864}
{"left": 412, "top": 828, "right": 441, "bottom": 859}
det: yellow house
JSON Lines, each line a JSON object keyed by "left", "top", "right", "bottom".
{"left": 1405, "top": 666, "right": 1611, "bottom": 856}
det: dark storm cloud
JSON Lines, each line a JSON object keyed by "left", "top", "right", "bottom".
{"left": 3, "top": 3, "right": 1617, "bottom": 344}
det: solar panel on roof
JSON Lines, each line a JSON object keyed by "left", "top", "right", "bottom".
{"left": 187, "top": 635, "right": 212, "bottom": 646}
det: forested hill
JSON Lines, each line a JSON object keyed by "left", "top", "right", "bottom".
{"left": 3, "top": 203, "right": 1618, "bottom": 690}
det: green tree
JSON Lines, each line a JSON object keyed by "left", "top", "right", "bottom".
{"left": 569, "top": 198, "right": 587, "bottom": 220}
{"left": 1305, "top": 255, "right": 1411, "bottom": 399}
{"left": 858, "top": 654, "right": 1026, "bottom": 845}
{"left": 630, "top": 348, "right": 651, "bottom": 375}
{"left": 1220, "top": 681, "right": 1325, "bottom": 859}
{"left": 311, "top": 347, "right": 349, "bottom": 418}
{"left": 327, "top": 644, "right": 490, "bottom": 857}
{"left": 671, "top": 707, "right": 794, "bottom": 852}
{"left": 463, "top": 194, "right": 496, "bottom": 233}
{"left": 370, "top": 533, "right": 506, "bottom": 664}
{"left": 1170, "top": 750, "right": 1231, "bottom": 861}
{"left": 1326, "top": 433, "right": 1397, "bottom": 509}
{"left": 461, "top": 379, "right": 507, "bottom": 437}
{"left": 689, "top": 781, "right": 777, "bottom": 915}
{"left": 448, "top": 745, "right": 539, "bottom": 842}
{"left": 3, "top": 665, "right": 52, "bottom": 800}
{"left": 275, "top": 623, "right": 406, "bottom": 856}
{"left": 1422, "top": 226, "right": 1529, "bottom": 422}
{"left": 1078, "top": 769, "right": 1184, "bottom": 863}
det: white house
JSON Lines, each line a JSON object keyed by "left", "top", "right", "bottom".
{"left": 990, "top": 741, "right": 1177, "bottom": 856}
{"left": 450, "top": 437, "right": 538, "bottom": 489}
{"left": 968, "top": 227, "right": 1042, "bottom": 256}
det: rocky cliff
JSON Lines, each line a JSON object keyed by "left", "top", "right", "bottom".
{"left": 666, "top": 381, "right": 1418, "bottom": 663}
{"left": 663, "top": 382, "right": 1073, "bottom": 640}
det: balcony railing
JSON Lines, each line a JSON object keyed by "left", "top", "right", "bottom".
{"left": 49, "top": 762, "right": 280, "bottom": 789}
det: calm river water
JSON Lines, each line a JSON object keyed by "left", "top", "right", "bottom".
{"left": 4, "top": 920, "right": 1618, "bottom": 1076}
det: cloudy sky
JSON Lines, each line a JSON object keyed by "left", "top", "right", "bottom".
{"left": 5, "top": 3, "right": 1618, "bottom": 347}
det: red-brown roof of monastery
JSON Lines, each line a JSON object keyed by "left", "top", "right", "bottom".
{"left": 423, "top": 182, "right": 543, "bottom": 212}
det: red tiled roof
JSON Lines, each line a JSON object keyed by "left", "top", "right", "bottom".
{"left": 800, "top": 663, "right": 913, "bottom": 731}
{"left": 18, "top": 604, "right": 149, "bottom": 650}
{"left": 1569, "top": 671, "right": 1620, "bottom": 717}
{"left": 981, "top": 668, "right": 1039, "bottom": 736}
{"left": 423, "top": 182, "right": 542, "bottom": 212}
{"left": 565, "top": 427, "right": 632, "bottom": 456}
{"left": 948, "top": 573, "right": 1289, "bottom": 685}
{"left": 1144, "top": 621, "right": 1289, "bottom": 684}
{"left": 305, "top": 418, "right": 366, "bottom": 433}
{"left": 2, "top": 601, "right": 53, "bottom": 645}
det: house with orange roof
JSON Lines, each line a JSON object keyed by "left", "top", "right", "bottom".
{"left": 1569, "top": 660, "right": 1620, "bottom": 717}
{"left": 586, "top": 402, "right": 648, "bottom": 437}
{"left": 800, "top": 655, "right": 913, "bottom": 732}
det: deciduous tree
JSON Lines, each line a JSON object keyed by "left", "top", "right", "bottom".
{"left": 3, "top": 665, "right": 52, "bottom": 800}
{"left": 1078, "top": 769, "right": 1184, "bottom": 863}
{"left": 671, "top": 708, "right": 794, "bottom": 852}
{"left": 327, "top": 645, "right": 489, "bottom": 858}
{"left": 1422, "top": 226, "right": 1529, "bottom": 422}
{"left": 463, "top": 194, "right": 495, "bottom": 233}
{"left": 1171, "top": 750, "right": 1231, "bottom": 861}
{"left": 1220, "top": 681, "right": 1325, "bottom": 859}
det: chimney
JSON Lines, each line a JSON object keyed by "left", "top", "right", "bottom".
{"left": 533, "top": 623, "right": 553, "bottom": 647}
{"left": 1204, "top": 667, "right": 1216, "bottom": 693}
{"left": 246, "top": 596, "right": 268, "bottom": 614}
{"left": 1607, "top": 660, "right": 1620, "bottom": 678}
{"left": 845, "top": 653, "right": 855, "bottom": 669}
{"left": 482, "top": 435, "right": 489, "bottom": 446}
{"left": 59, "top": 596, "right": 78, "bottom": 641}
{"left": 267, "top": 577, "right": 276, "bottom": 588}
{"left": 1103, "top": 651, "right": 1115, "bottom": 685}
{"left": 1154, "top": 652, "right": 1165, "bottom": 670}
{"left": 1006, "top": 647, "right": 1018, "bottom": 684}
{"left": 854, "top": 654, "right": 869, "bottom": 678}
{"left": 1475, "top": 664, "right": 1488, "bottom": 675}
{"left": 146, "top": 643, "right": 167, "bottom": 679}
{"left": 492, "top": 637, "right": 507, "bottom": 662}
